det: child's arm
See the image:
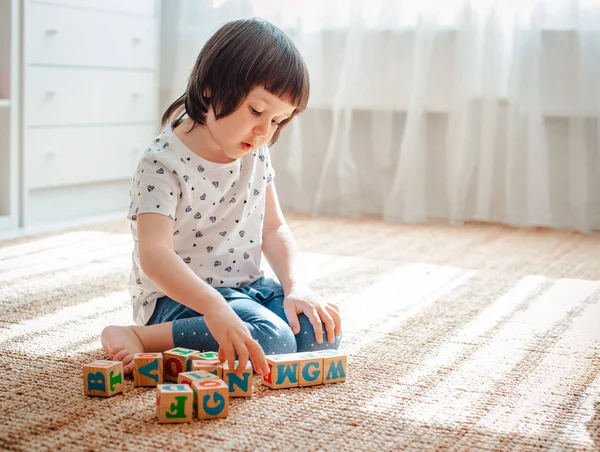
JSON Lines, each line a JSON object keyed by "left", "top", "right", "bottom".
{"left": 261, "top": 184, "right": 342, "bottom": 344}
{"left": 136, "top": 212, "right": 269, "bottom": 375}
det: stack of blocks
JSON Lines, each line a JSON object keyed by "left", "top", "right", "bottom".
{"left": 82, "top": 348, "right": 347, "bottom": 423}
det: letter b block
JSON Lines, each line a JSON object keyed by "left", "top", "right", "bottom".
{"left": 156, "top": 384, "right": 193, "bottom": 423}
{"left": 192, "top": 379, "right": 229, "bottom": 420}
{"left": 133, "top": 353, "right": 163, "bottom": 387}
{"left": 83, "top": 360, "right": 124, "bottom": 397}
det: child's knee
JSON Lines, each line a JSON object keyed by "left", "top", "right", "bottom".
{"left": 295, "top": 314, "right": 342, "bottom": 353}
{"left": 255, "top": 318, "right": 297, "bottom": 355}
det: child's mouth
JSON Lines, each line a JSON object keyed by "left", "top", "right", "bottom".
{"left": 241, "top": 142, "right": 253, "bottom": 151}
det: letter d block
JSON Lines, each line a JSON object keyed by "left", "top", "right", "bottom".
{"left": 318, "top": 350, "right": 347, "bottom": 384}
{"left": 163, "top": 348, "right": 198, "bottom": 382}
{"left": 192, "top": 379, "right": 229, "bottom": 420}
{"left": 156, "top": 384, "right": 193, "bottom": 423}
{"left": 83, "top": 360, "right": 124, "bottom": 397}
{"left": 133, "top": 353, "right": 163, "bottom": 387}
{"left": 262, "top": 354, "right": 299, "bottom": 389}
{"left": 223, "top": 361, "right": 253, "bottom": 397}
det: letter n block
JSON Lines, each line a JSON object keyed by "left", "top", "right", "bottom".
{"left": 156, "top": 384, "right": 193, "bottom": 423}
{"left": 191, "top": 359, "right": 223, "bottom": 379}
{"left": 223, "top": 361, "right": 253, "bottom": 397}
{"left": 318, "top": 350, "right": 347, "bottom": 384}
{"left": 192, "top": 379, "right": 229, "bottom": 420}
{"left": 133, "top": 353, "right": 163, "bottom": 387}
{"left": 83, "top": 360, "right": 124, "bottom": 397}
{"left": 163, "top": 348, "right": 198, "bottom": 382}
{"left": 262, "top": 354, "right": 299, "bottom": 389}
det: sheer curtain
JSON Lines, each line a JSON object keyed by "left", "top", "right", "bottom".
{"left": 160, "top": 0, "right": 600, "bottom": 233}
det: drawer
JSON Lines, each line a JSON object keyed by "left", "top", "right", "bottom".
{"left": 26, "top": 125, "right": 157, "bottom": 189}
{"left": 32, "top": 0, "right": 156, "bottom": 16}
{"left": 26, "top": 2, "right": 156, "bottom": 68}
{"left": 25, "top": 66, "right": 156, "bottom": 126}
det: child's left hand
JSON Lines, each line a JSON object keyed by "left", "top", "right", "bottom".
{"left": 283, "top": 283, "right": 341, "bottom": 344}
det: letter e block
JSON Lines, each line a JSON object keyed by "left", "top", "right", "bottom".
{"left": 83, "top": 360, "right": 124, "bottom": 397}
{"left": 156, "top": 384, "right": 193, "bottom": 423}
{"left": 222, "top": 361, "right": 253, "bottom": 397}
{"left": 133, "top": 353, "right": 163, "bottom": 387}
{"left": 192, "top": 379, "right": 229, "bottom": 420}
{"left": 163, "top": 348, "right": 198, "bottom": 382}
{"left": 318, "top": 350, "right": 347, "bottom": 384}
{"left": 262, "top": 354, "right": 299, "bottom": 389}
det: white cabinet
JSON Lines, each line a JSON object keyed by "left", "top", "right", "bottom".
{"left": 1, "top": 0, "right": 160, "bottom": 239}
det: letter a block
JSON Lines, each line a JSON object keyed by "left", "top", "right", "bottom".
{"left": 133, "top": 353, "right": 163, "bottom": 387}
{"left": 83, "top": 360, "right": 124, "bottom": 397}
{"left": 262, "top": 355, "right": 299, "bottom": 389}
{"left": 163, "top": 348, "right": 198, "bottom": 382}
{"left": 222, "top": 361, "right": 253, "bottom": 397}
{"left": 191, "top": 359, "right": 223, "bottom": 379}
{"left": 192, "top": 379, "right": 229, "bottom": 420}
{"left": 178, "top": 370, "right": 220, "bottom": 388}
{"left": 156, "top": 384, "right": 193, "bottom": 423}
{"left": 319, "top": 350, "right": 347, "bottom": 384}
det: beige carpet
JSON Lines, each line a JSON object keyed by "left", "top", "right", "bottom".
{"left": 1, "top": 214, "right": 600, "bottom": 451}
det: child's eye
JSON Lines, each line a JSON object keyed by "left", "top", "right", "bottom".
{"left": 271, "top": 119, "right": 282, "bottom": 126}
{"left": 249, "top": 106, "right": 261, "bottom": 115}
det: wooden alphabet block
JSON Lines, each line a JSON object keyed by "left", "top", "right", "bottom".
{"left": 192, "top": 379, "right": 229, "bottom": 420}
{"left": 177, "top": 370, "right": 220, "bottom": 387}
{"left": 163, "top": 348, "right": 199, "bottom": 381}
{"left": 222, "top": 361, "right": 253, "bottom": 397}
{"left": 133, "top": 353, "right": 163, "bottom": 387}
{"left": 191, "top": 359, "right": 223, "bottom": 379}
{"left": 262, "top": 354, "right": 299, "bottom": 389}
{"left": 318, "top": 349, "right": 347, "bottom": 384}
{"left": 83, "top": 360, "right": 124, "bottom": 397}
{"left": 156, "top": 384, "right": 194, "bottom": 423}
{"left": 295, "top": 352, "right": 324, "bottom": 387}
{"left": 187, "top": 350, "right": 220, "bottom": 371}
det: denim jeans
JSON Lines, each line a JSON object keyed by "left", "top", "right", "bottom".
{"left": 146, "top": 277, "right": 342, "bottom": 356}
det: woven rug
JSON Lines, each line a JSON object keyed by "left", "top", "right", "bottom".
{"left": 1, "top": 214, "right": 599, "bottom": 451}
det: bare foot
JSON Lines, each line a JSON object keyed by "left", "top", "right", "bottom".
{"left": 101, "top": 325, "right": 145, "bottom": 374}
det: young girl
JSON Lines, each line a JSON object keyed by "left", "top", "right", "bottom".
{"left": 101, "top": 18, "right": 342, "bottom": 377}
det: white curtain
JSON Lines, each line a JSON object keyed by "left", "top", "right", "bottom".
{"left": 160, "top": 0, "right": 600, "bottom": 233}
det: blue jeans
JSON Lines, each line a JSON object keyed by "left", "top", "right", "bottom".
{"left": 146, "top": 277, "right": 342, "bottom": 356}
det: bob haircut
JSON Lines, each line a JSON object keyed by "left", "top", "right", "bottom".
{"left": 162, "top": 18, "right": 310, "bottom": 146}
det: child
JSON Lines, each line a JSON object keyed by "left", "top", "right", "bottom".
{"left": 101, "top": 18, "right": 342, "bottom": 376}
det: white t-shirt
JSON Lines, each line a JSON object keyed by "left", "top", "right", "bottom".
{"left": 127, "top": 121, "right": 275, "bottom": 325}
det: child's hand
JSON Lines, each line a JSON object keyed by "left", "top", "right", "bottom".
{"left": 203, "top": 304, "right": 269, "bottom": 376}
{"left": 283, "top": 283, "right": 342, "bottom": 344}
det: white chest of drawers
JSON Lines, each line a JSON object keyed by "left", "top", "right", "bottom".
{"left": 2, "top": 0, "right": 160, "bottom": 236}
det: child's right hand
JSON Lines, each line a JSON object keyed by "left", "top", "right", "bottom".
{"left": 203, "top": 304, "right": 269, "bottom": 376}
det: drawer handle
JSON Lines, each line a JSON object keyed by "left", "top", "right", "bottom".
{"left": 46, "top": 90, "right": 57, "bottom": 97}
{"left": 132, "top": 37, "right": 142, "bottom": 44}
{"left": 46, "top": 29, "right": 58, "bottom": 36}
{"left": 131, "top": 92, "right": 140, "bottom": 99}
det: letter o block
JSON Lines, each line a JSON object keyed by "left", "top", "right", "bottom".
{"left": 133, "top": 353, "right": 163, "bottom": 387}
{"left": 83, "top": 360, "right": 124, "bottom": 397}
{"left": 163, "top": 348, "right": 198, "bottom": 382}
{"left": 192, "top": 379, "right": 229, "bottom": 420}
{"left": 156, "top": 384, "right": 193, "bottom": 423}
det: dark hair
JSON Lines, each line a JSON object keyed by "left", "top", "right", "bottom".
{"left": 162, "top": 18, "right": 310, "bottom": 146}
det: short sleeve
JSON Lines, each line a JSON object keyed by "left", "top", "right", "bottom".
{"left": 128, "top": 155, "right": 180, "bottom": 221}
{"left": 264, "top": 146, "right": 276, "bottom": 185}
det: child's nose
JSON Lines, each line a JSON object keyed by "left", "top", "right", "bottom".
{"left": 253, "top": 122, "right": 269, "bottom": 137}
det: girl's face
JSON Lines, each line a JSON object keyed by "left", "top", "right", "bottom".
{"left": 205, "top": 86, "right": 296, "bottom": 161}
